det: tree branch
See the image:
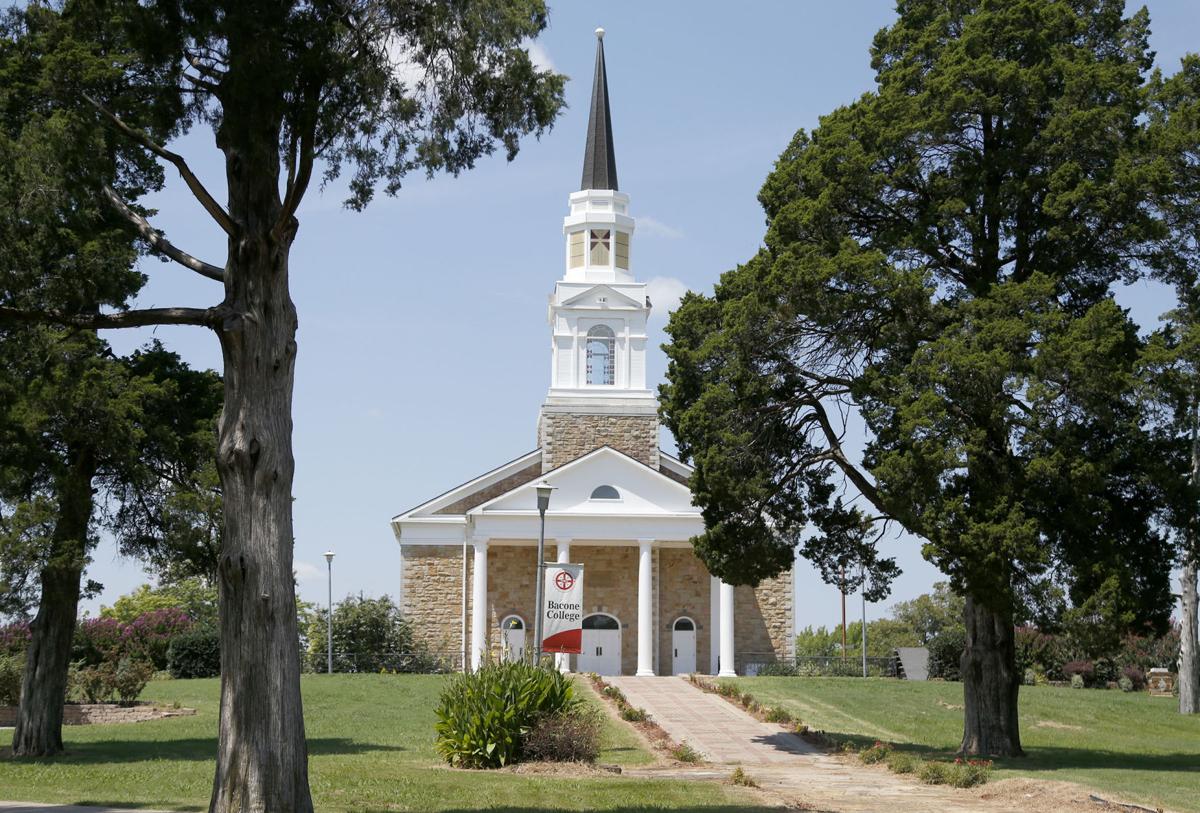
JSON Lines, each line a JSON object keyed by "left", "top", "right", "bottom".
{"left": 102, "top": 186, "right": 224, "bottom": 282}
{"left": 0, "top": 306, "right": 219, "bottom": 330}
{"left": 804, "top": 393, "right": 889, "bottom": 512}
{"left": 82, "top": 94, "right": 236, "bottom": 236}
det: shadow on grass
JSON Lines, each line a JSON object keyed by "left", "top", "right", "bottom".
{"left": 1, "top": 737, "right": 403, "bottom": 765}
{"left": 811, "top": 729, "right": 1199, "bottom": 776}
{"left": 375, "top": 809, "right": 779, "bottom": 813}
{"left": 69, "top": 803, "right": 204, "bottom": 813}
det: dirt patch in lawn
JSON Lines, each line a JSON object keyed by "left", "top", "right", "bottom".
{"left": 502, "top": 760, "right": 623, "bottom": 777}
{"left": 977, "top": 777, "right": 1165, "bottom": 813}
{"left": 1031, "top": 719, "right": 1084, "bottom": 731}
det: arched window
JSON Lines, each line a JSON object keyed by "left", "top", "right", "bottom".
{"left": 583, "top": 613, "right": 620, "bottom": 630}
{"left": 501, "top": 615, "right": 525, "bottom": 630}
{"left": 673, "top": 617, "right": 695, "bottom": 631}
{"left": 586, "top": 325, "right": 615, "bottom": 386}
{"left": 590, "top": 485, "right": 620, "bottom": 500}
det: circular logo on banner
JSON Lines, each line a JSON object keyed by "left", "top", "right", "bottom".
{"left": 554, "top": 570, "right": 575, "bottom": 590}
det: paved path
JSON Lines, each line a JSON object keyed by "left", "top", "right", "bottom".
{"left": 606, "top": 675, "right": 816, "bottom": 764}
{"left": 606, "top": 676, "right": 1106, "bottom": 813}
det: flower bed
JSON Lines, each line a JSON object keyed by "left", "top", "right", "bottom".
{"left": 0, "top": 702, "right": 195, "bottom": 726}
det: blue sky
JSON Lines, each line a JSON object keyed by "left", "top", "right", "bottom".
{"left": 82, "top": 1, "right": 1200, "bottom": 632}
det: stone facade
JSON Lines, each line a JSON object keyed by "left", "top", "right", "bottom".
{"left": 657, "top": 547, "right": 712, "bottom": 674}
{"left": 401, "top": 544, "right": 468, "bottom": 658}
{"left": 402, "top": 540, "right": 793, "bottom": 675}
{"left": 735, "top": 569, "right": 795, "bottom": 673}
{"left": 538, "top": 411, "right": 659, "bottom": 471}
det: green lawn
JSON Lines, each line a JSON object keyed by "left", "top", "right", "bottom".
{"left": 734, "top": 676, "right": 1200, "bottom": 813}
{"left": 0, "top": 675, "right": 763, "bottom": 812}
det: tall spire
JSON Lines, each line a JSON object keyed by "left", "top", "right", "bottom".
{"left": 580, "top": 28, "right": 618, "bottom": 191}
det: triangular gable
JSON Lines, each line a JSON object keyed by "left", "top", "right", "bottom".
{"left": 392, "top": 448, "right": 542, "bottom": 519}
{"left": 560, "top": 284, "right": 644, "bottom": 310}
{"left": 470, "top": 446, "right": 697, "bottom": 517}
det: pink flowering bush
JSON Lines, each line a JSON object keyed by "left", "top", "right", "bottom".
{"left": 0, "top": 622, "right": 30, "bottom": 656}
{"left": 74, "top": 609, "right": 193, "bottom": 670}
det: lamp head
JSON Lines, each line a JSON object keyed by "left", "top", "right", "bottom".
{"left": 534, "top": 480, "right": 557, "bottom": 513}
{"left": 323, "top": 551, "right": 335, "bottom": 564}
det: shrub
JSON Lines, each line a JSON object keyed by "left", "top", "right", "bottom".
{"left": 112, "top": 657, "right": 154, "bottom": 703}
{"left": 885, "top": 750, "right": 920, "bottom": 774}
{"left": 859, "top": 741, "right": 892, "bottom": 764}
{"left": 0, "top": 622, "right": 30, "bottom": 656}
{"left": 764, "top": 705, "right": 793, "bottom": 724}
{"left": 1121, "top": 665, "right": 1146, "bottom": 691}
{"left": 168, "top": 626, "right": 221, "bottom": 678}
{"left": 1063, "top": 660, "right": 1094, "bottom": 686}
{"left": 917, "top": 760, "right": 951, "bottom": 785}
{"left": 670, "top": 741, "right": 702, "bottom": 763}
{"left": 620, "top": 705, "right": 649, "bottom": 723}
{"left": 121, "top": 608, "right": 193, "bottom": 670}
{"left": 1070, "top": 673, "right": 1085, "bottom": 689}
{"left": 756, "top": 660, "right": 798, "bottom": 677}
{"left": 601, "top": 684, "right": 626, "bottom": 704}
{"left": 0, "top": 654, "right": 24, "bottom": 704}
{"left": 1023, "top": 667, "right": 1038, "bottom": 686}
{"left": 1117, "top": 676, "right": 1134, "bottom": 692}
{"left": 73, "top": 663, "right": 116, "bottom": 703}
{"left": 522, "top": 708, "right": 601, "bottom": 763}
{"left": 927, "top": 629, "right": 965, "bottom": 681}
{"left": 730, "top": 766, "right": 758, "bottom": 787}
{"left": 947, "top": 758, "right": 993, "bottom": 788}
{"left": 433, "top": 661, "right": 577, "bottom": 768}
{"left": 73, "top": 617, "right": 125, "bottom": 666}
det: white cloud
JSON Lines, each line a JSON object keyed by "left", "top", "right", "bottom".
{"left": 294, "top": 561, "right": 322, "bottom": 583}
{"left": 646, "top": 276, "right": 690, "bottom": 323}
{"left": 526, "top": 41, "right": 555, "bottom": 73}
{"left": 637, "top": 216, "right": 684, "bottom": 240}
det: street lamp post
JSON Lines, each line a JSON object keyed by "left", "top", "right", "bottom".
{"left": 860, "top": 560, "right": 868, "bottom": 678}
{"left": 532, "top": 481, "right": 556, "bottom": 666}
{"left": 324, "top": 551, "right": 335, "bottom": 674}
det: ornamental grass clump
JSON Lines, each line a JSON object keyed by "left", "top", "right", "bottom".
{"left": 434, "top": 661, "right": 577, "bottom": 768}
{"left": 522, "top": 708, "right": 602, "bottom": 763}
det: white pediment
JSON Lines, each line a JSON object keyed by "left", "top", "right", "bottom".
{"left": 559, "top": 284, "right": 644, "bottom": 310}
{"left": 472, "top": 446, "right": 697, "bottom": 517}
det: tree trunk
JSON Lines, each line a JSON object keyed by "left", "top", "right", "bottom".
{"left": 959, "top": 595, "right": 1023, "bottom": 756}
{"left": 11, "top": 446, "right": 96, "bottom": 757}
{"left": 1180, "top": 557, "right": 1199, "bottom": 714}
{"left": 206, "top": 38, "right": 312, "bottom": 810}
{"left": 1180, "top": 397, "right": 1199, "bottom": 715}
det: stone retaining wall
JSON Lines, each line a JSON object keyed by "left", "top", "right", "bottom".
{"left": 0, "top": 703, "right": 196, "bottom": 726}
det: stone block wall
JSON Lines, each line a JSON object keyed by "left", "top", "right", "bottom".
{"left": 564, "top": 545, "right": 641, "bottom": 674}
{"left": 657, "top": 547, "right": 712, "bottom": 675}
{"left": 735, "top": 569, "right": 795, "bottom": 673}
{"left": 401, "top": 545, "right": 468, "bottom": 658}
{"left": 538, "top": 412, "right": 659, "bottom": 471}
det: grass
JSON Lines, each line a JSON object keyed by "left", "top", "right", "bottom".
{"left": 574, "top": 677, "right": 654, "bottom": 767}
{"left": 734, "top": 676, "right": 1200, "bottom": 813}
{"left": 0, "top": 674, "right": 769, "bottom": 812}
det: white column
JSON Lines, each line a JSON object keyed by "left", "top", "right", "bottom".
{"left": 718, "top": 580, "right": 736, "bottom": 677}
{"left": 636, "top": 539, "right": 655, "bottom": 676}
{"left": 556, "top": 540, "right": 571, "bottom": 672}
{"left": 470, "top": 538, "right": 489, "bottom": 671}
{"left": 709, "top": 575, "right": 720, "bottom": 675}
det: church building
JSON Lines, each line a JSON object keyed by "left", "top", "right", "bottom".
{"left": 390, "top": 30, "right": 794, "bottom": 677}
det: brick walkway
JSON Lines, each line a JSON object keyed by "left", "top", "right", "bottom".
{"left": 606, "top": 676, "right": 1085, "bottom": 813}
{"left": 606, "top": 675, "right": 816, "bottom": 764}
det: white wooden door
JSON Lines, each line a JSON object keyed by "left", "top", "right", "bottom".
{"left": 578, "top": 614, "right": 621, "bottom": 675}
{"left": 501, "top": 616, "right": 525, "bottom": 663}
{"left": 672, "top": 618, "right": 697, "bottom": 675}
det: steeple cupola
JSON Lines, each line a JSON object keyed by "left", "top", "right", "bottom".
{"left": 538, "top": 28, "right": 659, "bottom": 472}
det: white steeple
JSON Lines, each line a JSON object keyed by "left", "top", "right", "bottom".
{"left": 542, "top": 29, "right": 655, "bottom": 416}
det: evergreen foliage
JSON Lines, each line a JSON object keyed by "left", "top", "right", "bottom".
{"left": 661, "top": 0, "right": 1180, "bottom": 754}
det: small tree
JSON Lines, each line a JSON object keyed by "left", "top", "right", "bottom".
{"left": 307, "top": 594, "right": 421, "bottom": 672}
